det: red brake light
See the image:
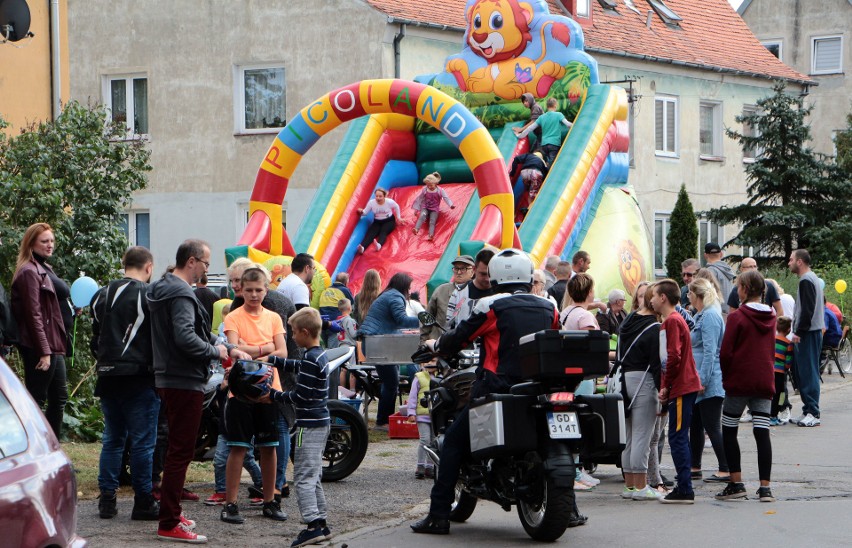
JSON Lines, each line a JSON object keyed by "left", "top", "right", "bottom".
{"left": 548, "top": 392, "right": 574, "bottom": 403}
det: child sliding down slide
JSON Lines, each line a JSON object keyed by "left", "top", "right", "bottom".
{"left": 412, "top": 172, "right": 455, "bottom": 241}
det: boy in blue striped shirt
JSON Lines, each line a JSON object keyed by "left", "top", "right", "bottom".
{"left": 265, "top": 307, "right": 331, "bottom": 547}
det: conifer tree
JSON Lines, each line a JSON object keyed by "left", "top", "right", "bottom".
{"left": 666, "top": 184, "right": 698, "bottom": 279}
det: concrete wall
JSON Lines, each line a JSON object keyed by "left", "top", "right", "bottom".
{"left": 741, "top": 0, "right": 851, "bottom": 155}
{"left": 67, "top": 0, "right": 388, "bottom": 274}
{"left": 0, "top": 0, "right": 69, "bottom": 132}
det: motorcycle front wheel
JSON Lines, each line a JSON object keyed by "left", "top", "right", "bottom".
{"left": 516, "top": 473, "right": 572, "bottom": 541}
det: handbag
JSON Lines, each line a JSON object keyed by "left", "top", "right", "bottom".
{"left": 607, "top": 322, "right": 659, "bottom": 416}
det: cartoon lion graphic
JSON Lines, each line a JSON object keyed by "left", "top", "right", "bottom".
{"left": 617, "top": 239, "right": 646, "bottom": 296}
{"left": 446, "top": 0, "right": 570, "bottom": 99}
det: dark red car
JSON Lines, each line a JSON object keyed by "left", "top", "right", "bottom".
{"left": 0, "top": 357, "right": 86, "bottom": 547}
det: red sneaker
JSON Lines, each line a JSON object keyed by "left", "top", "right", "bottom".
{"left": 180, "top": 513, "right": 196, "bottom": 530}
{"left": 181, "top": 488, "right": 200, "bottom": 502}
{"left": 157, "top": 523, "right": 207, "bottom": 544}
{"left": 204, "top": 492, "right": 226, "bottom": 506}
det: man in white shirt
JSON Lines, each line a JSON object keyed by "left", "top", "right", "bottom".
{"left": 276, "top": 253, "right": 314, "bottom": 310}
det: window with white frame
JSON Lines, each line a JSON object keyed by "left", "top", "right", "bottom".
{"left": 120, "top": 211, "right": 150, "bottom": 248}
{"left": 655, "top": 96, "right": 678, "bottom": 157}
{"left": 654, "top": 213, "right": 670, "bottom": 274}
{"left": 238, "top": 202, "right": 288, "bottom": 233}
{"left": 699, "top": 101, "right": 723, "bottom": 159}
{"left": 742, "top": 105, "right": 760, "bottom": 162}
{"left": 576, "top": 0, "right": 590, "bottom": 18}
{"left": 104, "top": 74, "right": 148, "bottom": 137}
{"left": 811, "top": 35, "right": 843, "bottom": 75}
{"left": 235, "top": 65, "right": 286, "bottom": 134}
{"left": 761, "top": 40, "right": 782, "bottom": 61}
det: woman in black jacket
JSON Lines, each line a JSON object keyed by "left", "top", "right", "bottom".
{"left": 617, "top": 282, "right": 663, "bottom": 501}
{"left": 11, "top": 223, "right": 70, "bottom": 437}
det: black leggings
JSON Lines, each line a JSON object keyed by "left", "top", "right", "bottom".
{"left": 689, "top": 397, "right": 728, "bottom": 472}
{"left": 360, "top": 217, "right": 396, "bottom": 248}
{"left": 20, "top": 346, "right": 68, "bottom": 438}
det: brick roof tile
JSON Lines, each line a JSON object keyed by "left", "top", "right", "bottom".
{"left": 363, "top": 0, "right": 811, "bottom": 83}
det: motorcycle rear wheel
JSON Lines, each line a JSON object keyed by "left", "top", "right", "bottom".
{"left": 448, "top": 480, "right": 478, "bottom": 522}
{"left": 517, "top": 474, "right": 572, "bottom": 541}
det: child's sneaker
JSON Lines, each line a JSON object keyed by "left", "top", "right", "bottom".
{"left": 415, "top": 465, "right": 425, "bottom": 479}
{"left": 356, "top": 245, "right": 364, "bottom": 255}
{"left": 319, "top": 519, "right": 333, "bottom": 540}
{"left": 291, "top": 527, "right": 325, "bottom": 547}
{"left": 220, "top": 502, "right": 245, "bottom": 524}
{"left": 262, "top": 499, "right": 288, "bottom": 521}
{"left": 204, "top": 492, "right": 226, "bottom": 506}
{"left": 632, "top": 486, "right": 662, "bottom": 501}
{"left": 374, "top": 241, "right": 382, "bottom": 251}
{"left": 756, "top": 486, "right": 776, "bottom": 502}
{"left": 157, "top": 523, "right": 208, "bottom": 544}
{"left": 660, "top": 489, "right": 694, "bottom": 504}
{"left": 769, "top": 417, "right": 780, "bottom": 426}
{"left": 778, "top": 408, "right": 791, "bottom": 424}
{"left": 578, "top": 470, "right": 600, "bottom": 486}
{"left": 715, "top": 482, "right": 747, "bottom": 500}
{"left": 621, "top": 487, "right": 637, "bottom": 499}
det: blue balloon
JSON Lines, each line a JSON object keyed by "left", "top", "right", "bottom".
{"left": 70, "top": 276, "right": 99, "bottom": 308}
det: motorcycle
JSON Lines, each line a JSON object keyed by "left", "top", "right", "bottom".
{"left": 415, "top": 313, "right": 625, "bottom": 542}
{"left": 194, "top": 345, "right": 369, "bottom": 482}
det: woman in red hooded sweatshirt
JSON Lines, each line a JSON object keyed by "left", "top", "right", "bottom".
{"left": 717, "top": 270, "right": 777, "bottom": 503}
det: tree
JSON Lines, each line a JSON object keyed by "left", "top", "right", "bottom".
{"left": 0, "top": 101, "right": 151, "bottom": 288}
{"left": 836, "top": 109, "right": 852, "bottom": 176}
{"left": 666, "top": 184, "right": 698, "bottom": 279}
{"left": 708, "top": 82, "right": 852, "bottom": 267}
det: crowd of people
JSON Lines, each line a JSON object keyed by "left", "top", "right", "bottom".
{"left": 0, "top": 219, "right": 847, "bottom": 542}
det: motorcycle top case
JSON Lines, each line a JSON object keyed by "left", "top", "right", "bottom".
{"left": 469, "top": 393, "right": 538, "bottom": 459}
{"left": 362, "top": 333, "right": 421, "bottom": 363}
{"left": 519, "top": 330, "right": 610, "bottom": 381}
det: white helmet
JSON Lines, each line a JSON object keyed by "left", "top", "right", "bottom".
{"left": 488, "top": 248, "right": 534, "bottom": 286}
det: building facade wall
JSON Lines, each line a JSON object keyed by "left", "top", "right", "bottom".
{"left": 741, "top": 0, "right": 851, "bottom": 155}
{"left": 0, "top": 0, "right": 69, "bottom": 132}
{"left": 68, "top": 0, "right": 389, "bottom": 274}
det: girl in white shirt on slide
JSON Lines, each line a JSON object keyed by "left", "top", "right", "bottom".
{"left": 356, "top": 188, "right": 405, "bottom": 253}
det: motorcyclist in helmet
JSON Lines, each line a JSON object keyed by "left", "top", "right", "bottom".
{"left": 411, "top": 249, "right": 587, "bottom": 535}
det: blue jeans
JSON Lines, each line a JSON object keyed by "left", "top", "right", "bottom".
{"left": 213, "top": 434, "right": 263, "bottom": 493}
{"left": 276, "top": 413, "right": 290, "bottom": 491}
{"left": 98, "top": 387, "right": 160, "bottom": 495}
{"left": 794, "top": 330, "right": 823, "bottom": 417}
{"left": 668, "top": 392, "right": 697, "bottom": 495}
{"left": 375, "top": 364, "right": 400, "bottom": 425}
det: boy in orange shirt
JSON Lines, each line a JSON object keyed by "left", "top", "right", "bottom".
{"left": 221, "top": 267, "right": 288, "bottom": 524}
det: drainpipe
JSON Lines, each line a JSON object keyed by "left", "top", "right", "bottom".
{"left": 393, "top": 23, "right": 406, "bottom": 79}
{"left": 49, "top": 0, "right": 61, "bottom": 119}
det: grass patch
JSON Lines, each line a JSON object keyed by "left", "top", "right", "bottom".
{"left": 376, "top": 451, "right": 396, "bottom": 458}
{"left": 62, "top": 442, "right": 214, "bottom": 500}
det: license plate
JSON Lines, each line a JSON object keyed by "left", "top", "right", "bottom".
{"left": 547, "top": 412, "right": 580, "bottom": 439}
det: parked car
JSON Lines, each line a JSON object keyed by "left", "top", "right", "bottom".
{"left": 0, "top": 357, "right": 86, "bottom": 548}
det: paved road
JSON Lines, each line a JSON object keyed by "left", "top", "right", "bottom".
{"left": 340, "top": 374, "right": 852, "bottom": 547}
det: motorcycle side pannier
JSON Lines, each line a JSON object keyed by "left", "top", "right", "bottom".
{"left": 519, "top": 330, "right": 610, "bottom": 381}
{"left": 575, "top": 393, "right": 626, "bottom": 454}
{"left": 469, "top": 393, "right": 538, "bottom": 459}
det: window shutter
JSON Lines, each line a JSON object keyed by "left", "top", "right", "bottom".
{"left": 666, "top": 101, "right": 676, "bottom": 152}
{"left": 655, "top": 100, "right": 664, "bottom": 151}
{"left": 814, "top": 37, "right": 841, "bottom": 72}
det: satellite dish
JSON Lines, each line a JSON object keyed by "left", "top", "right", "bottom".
{"left": 0, "top": 0, "right": 32, "bottom": 42}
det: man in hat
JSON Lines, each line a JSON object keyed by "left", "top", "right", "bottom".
{"left": 447, "top": 249, "right": 496, "bottom": 329}
{"left": 420, "top": 255, "right": 475, "bottom": 342}
{"left": 703, "top": 243, "right": 735, "bottom": 318}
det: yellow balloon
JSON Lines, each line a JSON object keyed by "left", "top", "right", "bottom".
{"left": 835, "top": 279, "right": 847, "bottom": 294}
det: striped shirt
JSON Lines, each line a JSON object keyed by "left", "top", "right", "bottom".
{"left": 270, "top": 346, "right": 330, "bottom": 427}
{"left": 774, "top": 334, "right": 793, "bottom": 374}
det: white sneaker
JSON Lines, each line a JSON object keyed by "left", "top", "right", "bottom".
{"left": 356, "top": 245, "right": 364, "bottom": 255}
{"left": 578, "top": 471, "right": 600, "bottom": 486}
{"left": 621, "top": 487, "right": 637, "bottom": 499}
{"left": 798, "top": 413, "right": 821, "bottom": 427}
{"left": 632, "top": 486, "right": 662, "bottom": 501}
{"left": 778, "top": 409, "right": 791, "bottom": 424}
{"left": 789, "top": 413, "right": 806, "bottom": 425}
{"left": 374, "top": 241, "right": 382, "bottom": 251}
{"left": 574, "top": 481, "right": 594, "bottom": 491}
{"left": 739, "top": 411, "right": 753, "bottom": 423}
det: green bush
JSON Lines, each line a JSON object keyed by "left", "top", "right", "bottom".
{"left": 763, "top": 263, "right": 852, "bottom": 321}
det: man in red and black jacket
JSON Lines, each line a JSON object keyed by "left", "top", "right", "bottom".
{"left": 411, "top": 249, "right": 584, "bottom": 536}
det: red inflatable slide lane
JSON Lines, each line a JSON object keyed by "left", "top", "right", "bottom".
{"left": 348, "top": 183, "right": 476, "bottom": 296}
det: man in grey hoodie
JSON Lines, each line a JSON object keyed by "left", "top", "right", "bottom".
{"left": 703, "top": 243, "right": 735, "bottom": 318}
{"left": 147, "top": 239, "right": 250, "bottom": 543}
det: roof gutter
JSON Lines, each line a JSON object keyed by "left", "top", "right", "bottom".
{"left": 587, "top": 46, "right": 816, "bottom": 87}
{"left": 386, "top": 16, "right": 465, "bottom": 33}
